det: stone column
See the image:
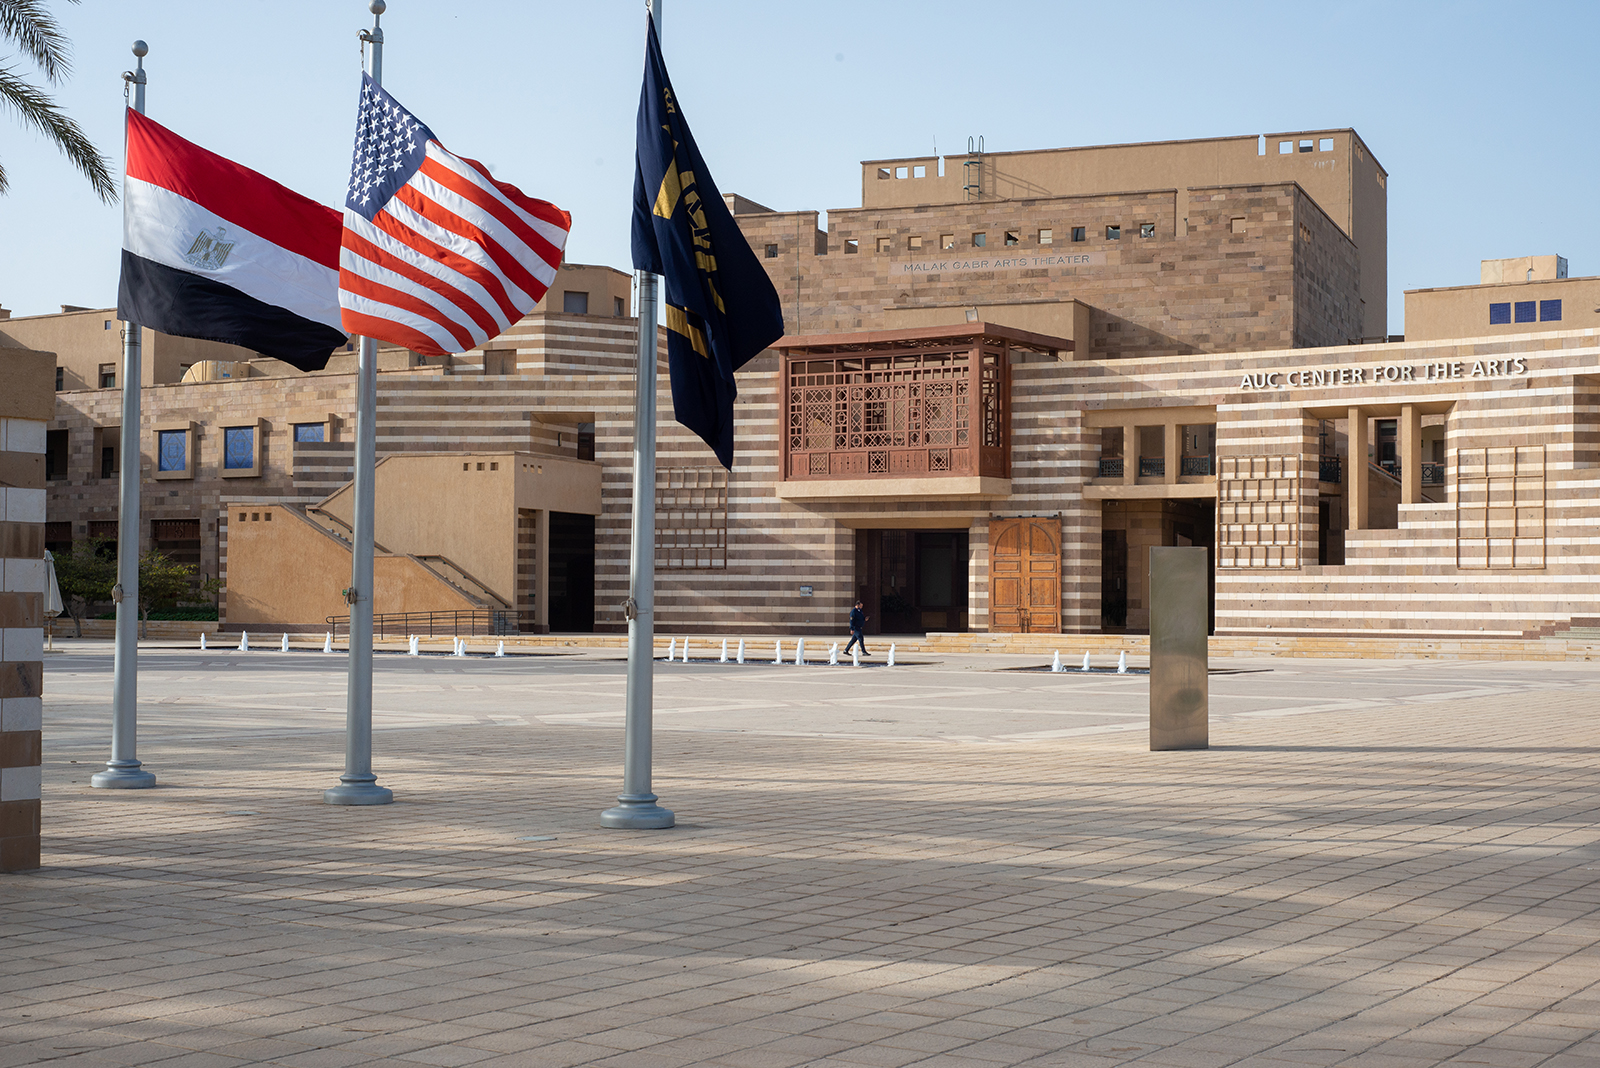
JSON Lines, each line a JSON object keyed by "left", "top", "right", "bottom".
{"left": 1123, "top": 422, "right": 1137, "bottom": 484}
{"left": 1164, "top": 420, "right": 1180, "bottom": 484}
{"left": 1348, "top": 407, "right": 1368, "bottom": 531}
{"left": 1400, "top": 404, "right": 1421, "bottom": 505}
{"left": 534, "top": 509, "right": 550, "bottom": 633}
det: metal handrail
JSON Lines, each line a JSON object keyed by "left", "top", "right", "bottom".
{"left": 1138, "top": 457, "right": 1164, "bottom": 477}
{"left": 325, "top": 609, "right": 517, "bottom": 639}
{"left": 1098, "top": 457, "right": 1123, "bottom": 478}
{"left": 1319, "top": 456, "right": 1343, "bottom": 483}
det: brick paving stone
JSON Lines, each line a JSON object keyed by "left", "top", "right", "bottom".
{"left": 6, "top": 651, "right": 1600, "bottom": 1066}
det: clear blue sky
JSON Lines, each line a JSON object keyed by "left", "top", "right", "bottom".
{"left": 2, "top": 0, "right": 1596, "bottom": 334}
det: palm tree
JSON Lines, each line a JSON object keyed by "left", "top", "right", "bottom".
{"left": 0, "top": 0, "right": 115, "bottom": 201}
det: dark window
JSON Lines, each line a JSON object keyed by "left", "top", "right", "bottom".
{"left": 1514, "top": 301, "right": 1537, "bottom": 324}
{"left": 577, "top": 423, "right": 595, "bottom": 461}
{"left": 1106, "top": 225, "right": 1121, "bottom": 240}
{"left": 55, "top": 367, "right": 63, "bottom": 391}
{"left": 562, "top": 291, "right": 589, "bottom": 314}
{"left": 99, "top": 364, "right": 116, "bottom": 389}
{"left": 1540, "top": 299, "right": 1562, "bottom": 322}
{"left": 100, "top": 447, "right": 117, "bottom": 479}
{"left": 1489, "top": 302, "right": 1511, "bottom": 325}
{"left": 1070, "top": 226, "right": 1086, "bottom": 242}
{"left": 764, "top": 243, "right": 778, "bottom": 258}
{"left": 157, "top": 430, "right": 187, "bottom": 472}
{"left": 45, "top": 429, "right": 67, "bottom": 481}
{"left": 224, "top": 426, "right": 255, "bottom": 470}
{"left": 614, "top": 296, "right": 625, "bottom": 316}
{"left": 293, "top": 423, "right": 325, "bottom": 443}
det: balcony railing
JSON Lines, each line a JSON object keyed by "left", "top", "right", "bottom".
{"left": 1319, "top": 456, "right": 1343, "bottom": 484}
{"left": 783, "top": 339, "right": 1010, "bottom": 481}
{"left": 1421, "top": 462, "right": 1446, "bottom": 485}
{"left": 1098, "top": 457, "right": 1123, "bottom": 478}
{"left": 1180, "top": 455, "right": 1213, "bottom": 476}
{"left": 1138, "top": 457, "right": 1164, "bottom": 477}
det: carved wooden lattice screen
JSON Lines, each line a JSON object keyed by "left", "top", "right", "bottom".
{"left": 1217, "top": 455, "right": 1300, "bottom": 569}
{"left": 1456, "top": 445, "right": 1545, "bottom": 569}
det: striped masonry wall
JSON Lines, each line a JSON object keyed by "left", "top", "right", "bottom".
{"left": 0, "top": 416, "right": 47, "bottom": 872}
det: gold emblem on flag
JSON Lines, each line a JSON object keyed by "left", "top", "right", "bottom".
{"left": 183, "top": 227, "right": 235, "bottom": 271}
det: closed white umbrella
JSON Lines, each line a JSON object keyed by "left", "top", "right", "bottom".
{"left": 44, "top": 549, "right": 63, "bottom": 650}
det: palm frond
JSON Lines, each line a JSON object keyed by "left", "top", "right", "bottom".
{"left": 0, "top": 63, "right": 115, "bottom": 202}
{"left": 0, "top": 0, "right": 76, "bottom": 83}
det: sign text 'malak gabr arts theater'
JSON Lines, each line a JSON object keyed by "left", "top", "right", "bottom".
{"left": 16, "top": 127, "right": 1600, "bottom": 640}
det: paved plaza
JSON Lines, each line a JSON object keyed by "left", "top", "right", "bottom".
{"left": 4, "top": 644, "right": 1599, "bottom": 1067}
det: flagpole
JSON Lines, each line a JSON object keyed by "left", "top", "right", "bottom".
{"left": 326, "top": 0, "right": 392, "bottom": 806}
{"left": 602, "top": 0, "right": 674, "bottom": 830}
{"left": 93, "top": 40, "right": 155, "bottom": 791}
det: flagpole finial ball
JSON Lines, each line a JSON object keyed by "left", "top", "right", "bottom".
{"left": 131, "top": 40, "right": 148, "bottom": 58}
{"left": 368, "top": 0, "right": 385, "bottom": 14}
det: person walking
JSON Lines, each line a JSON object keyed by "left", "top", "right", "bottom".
{"left": 844, "top": 600, "right": 869, "bottom": 657}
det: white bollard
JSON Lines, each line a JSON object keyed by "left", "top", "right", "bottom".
{"left": 737, "top": 639, "right": 745, "bottom": 664}
{"left": 1051, "top": 650, "right": 1062, "bottom": 673}
{"left": 199, "top": 632, "right": 207, "bottom": 651}
{"left": 828, "top": 642, "right": 839, "bottom": 665}
{"left": 682, "top": 639, "right": 691, "bottom": 663}
{"left": 323, "top": 632, "right": 333, "bottom": 654}
{"left": 1081, "top": 651, "right": 1092, "bottom": 672}
{"left": 852, "top": 648, "right": 860, "bottom": 668}
{"left": 281, "top": 633, "right": 290, "bottom": 653}
{"left": 495, "top": 640, "right": 506, "bottom": 657}
{"left": 408, "top": 635, "right": 419, "bottom": 656}
{"left": 1117, "top": 650, "right": 1128, "bottom": 674}
{"left": 720, "top": 638, "right": 728, "bottom": 663}
{"left": 238, "top": 631, "right": 249, "bottom": 652}
{"left": 665, "top": 637, "right": 676, "bottom": 661}
{"left": 795, "top": 638, "right": 805, "bottom": 666}
{"left": 887, "top": 643, "right": 896, "bottom": 667}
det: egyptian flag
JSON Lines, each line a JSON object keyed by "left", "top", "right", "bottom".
{"left": 117, "top": 110, "right": 347, "bottom": 372}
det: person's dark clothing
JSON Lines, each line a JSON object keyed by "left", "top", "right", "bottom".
{"left": 845, "top": 606, "right": 868, "bottom": 655}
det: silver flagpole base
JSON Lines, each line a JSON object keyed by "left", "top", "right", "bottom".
{"left": 90, "top": 760, "right": 156, "bottom": 789}
{"left": 323, "top": 775, "right": 394, "bottom": 806}
{"left": 600, "top": 793, "right": 674, "bottom": 829}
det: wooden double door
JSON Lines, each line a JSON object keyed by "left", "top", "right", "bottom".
{"left": 990, "top": 517, "right": 1061, "bottom": 633}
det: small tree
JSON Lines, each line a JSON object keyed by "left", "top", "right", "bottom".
{"left": 50, "top": 537, "right": 115, "bottom": 637}
{"left": 138, "top": 548, "right": 221, "bottom": 639}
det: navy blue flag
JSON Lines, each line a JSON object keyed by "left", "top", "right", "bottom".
{"left": 631, "top": 13, "right": 784, "bottom": 469}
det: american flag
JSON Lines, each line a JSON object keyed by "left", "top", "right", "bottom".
{"left": 338, "top": 74, "right": 571, "bottom": 355}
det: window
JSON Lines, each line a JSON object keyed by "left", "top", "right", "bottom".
{"left": 103, "top": 319, "right": 114, "bottom": 330}
{"left": 99, "top": 363, "right": 116, "bottom": 389}
{"left": 158, "top": 430, "right": 187, "bottom": 473}
{"left": 907, "top": 235, "right": 923, "bottom": 251}
{"left": 1514, "top": 301, "right": 1536, "bottom": 324}
{"left": 940, "top": 234, "right": 955, "bottom": 250}
{"left": 1037, "top": 228, "right": 1053, "bottom": 244}
{"left": 482, "top": 351, "right": 514, "bottom": 376}
{"left": 895, "top": 166, "right": 908, "bottom": 179}
{"left": 1105, "top": 225, "right": 1120, "bottom": 240}
{"left": 1299, "top": 224, "right": 1312, "bottom": 243}
{"left": 1279, "top": 140, "right": 1293, "bottom": 154}
{"left": 1071, "top": 226, "right": 1086, "bottom": 242}
{"left": 1489, "top": 302, "right": 1512, "bottom": 325}
{"left": 1139, "top": 223, "right": 1155, "bottom": 239}
{"left": 876, "top": 236, "right": 892, "bottom": 253}
{"left": 877, "top": 167, "right": 891, "bottom": 180}
{"left": 1319, "top": 137, "right": 1334, "bottom": 151}
{"left": 656, "top": 467, "right": 728, "bottom": 570}
{"left": 1299, "top": 139, "right": 1313, "bottom": 153}
{"left": 1231, "top": 217, "right": 1247, "bottom": 234}
{"left": 912, "top": 165, "right": 926, "bottom": 178}
{"left": 764, "top": 243, "right": 778, "bottom": 258}
{"left": 221, "top": 424, "right": 260, "bottom": 477}
{"left": 55, "top": 367, "right": 63, "bottom": 391}
{"left": 1004, "top": 230, "right": 1019, "bottom": 246}
{"left": 293, "top": 423, "right": 325, "bottom": 443}
{"left": 1540, "top": 299, "right": 1562, "bottom": 322}
{"left": 971, "top": 232, "right": 986, "bottom": 247}
{"left": 577, "top": 422, "right": 595, "bottom": 461}
{"left": 844, "top": 239, "right": 858, "bottom": 254}
{"left": 45, "top": 429, "right": 67, "bottom": 481}
{"left": 614, "top": 296, "right": 625, "bottom": 316}
{"left": 100, "top": 444, "right": 117, "bottom": 479}
{"left": 562, "top": 290, "right": 589, "bottom": 314}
